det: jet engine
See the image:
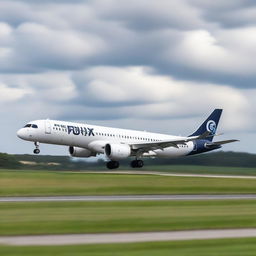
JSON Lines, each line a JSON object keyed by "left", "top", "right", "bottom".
{"left": 105, "top": 143, "right": 131, "bottom": 160}
{"left": 69, "top": 146, "right": 96, "bottom": 157}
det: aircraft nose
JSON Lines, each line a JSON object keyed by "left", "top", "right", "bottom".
{"left": 17, "top": 128, "right": 26, "bottom": 139}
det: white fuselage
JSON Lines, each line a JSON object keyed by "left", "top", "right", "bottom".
{"left": 17, "top": 119, "right": 194, "bottom": 158}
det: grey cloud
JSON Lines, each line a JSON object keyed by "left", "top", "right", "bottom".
{"left": 1, "top": 0, "right": 256, "bottom": 89}
{"left": 1, "top": 0, "right": 256, "bottom": 154}
{"left": 191, "top": 0, "right": 256, "bottom": 10}
{"left": 191, "top": 0, "right": 256, "bottom": 28}
{"left": 94, "top": 0, "right": 204, "bottom": 31}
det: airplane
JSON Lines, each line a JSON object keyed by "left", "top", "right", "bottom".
{"left": 17, "top": 109, "right": 238, "bottom": 169}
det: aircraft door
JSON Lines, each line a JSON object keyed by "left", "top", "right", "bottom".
{"left": 45, "top": 120, "right": 51, "bottom": 134}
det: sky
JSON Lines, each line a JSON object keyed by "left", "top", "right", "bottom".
{"left": 1, "top": 0, "right": 256, "bottom": 155}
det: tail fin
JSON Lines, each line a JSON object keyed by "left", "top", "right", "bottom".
{"left": 189, "top": 109, "right": 222, "bottom": 142}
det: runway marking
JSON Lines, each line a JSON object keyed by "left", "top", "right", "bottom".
{"left": 1, "top": 229, "right": 256, "bottom": 245}
{"left": 1, "top": 194, "right": 256, "bottom": 202}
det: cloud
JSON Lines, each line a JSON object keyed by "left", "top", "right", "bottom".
{"left": 0, "top": 22, "right": 106, "bottom": 72}
{"left": 1, "top": 65, "right": 250, "bottom": 134}
{"left": 69, "top": 66, "right": 250, "bottom": 132}
{"left": 94, "top": 0, "right": 204, "bottom": 31}
{"left": 1, "top": 0, "right": 256, "bottom": 86}
{"left": 191, "top": 0, "right": 256, "bottom": 28}
{"left": 0, "top": 72, "right": 77, "bottom": 102}
{"left": 0, "top": 83, "right": 31, "bottom": 102}
{"left": 76, "top": 66, "right": 185, "bottom": 105}
{"left": 0, "top": 0, "right": 256, "bottom": 154}
{"left": 168, "top": 30, "right": 232, "bottom": 73}
{"left": 165, "top": 28, "right": 256, "bottom": 79}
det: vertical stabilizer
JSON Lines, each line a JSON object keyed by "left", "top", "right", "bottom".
{"left": 189, "top": 109, "right": 222, "bottom": 141}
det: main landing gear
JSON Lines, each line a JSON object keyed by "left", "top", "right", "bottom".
{"left": 106, "top": 159, "right": 144, "bottom": 169}
{"left": 130, "top": 159, "right": 144, "bottom": 168}
{"left": 106, "top": 160, "right": 119, "bottom": 169}
{"left": 33, "top": 142, "right": 40, "bottom": 154}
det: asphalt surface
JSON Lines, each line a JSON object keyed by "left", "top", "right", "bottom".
{"left": 86, "top": 170, "right": 256, "bottom": 179}
{"left": 1, "top": 194, "right": 256, "bottom": 202}
{"left": 1, "top": 229, "right": 256, "bottom": 245}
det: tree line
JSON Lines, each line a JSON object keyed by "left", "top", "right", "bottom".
{"left": 0, "top": 151, "right": 256, "bottom": 170}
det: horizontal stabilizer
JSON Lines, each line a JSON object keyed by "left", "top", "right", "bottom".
{"left": 212, "top": 139, "right": 239, "bottom": 145}
{"left": 204, "top": 139, "right": 239, "bottom": 149}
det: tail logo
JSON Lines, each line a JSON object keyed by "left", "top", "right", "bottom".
{"left": 206, "top": 120, "right": 216, "bottom": 134}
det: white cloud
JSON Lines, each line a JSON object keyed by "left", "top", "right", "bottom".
{"left": 167, "top": 28, "right": 256, "bottom": 76}
{"left": 83, "top": 66, "right": 184, "bottom": 104}
{"left": 169, "top": 30, "right": 231, "bottom": 72}
{"left": 0, "top": 22, "right": 13, "bottom": 38}
{"left": 0, "top": 72, "right": 77, "bottom": 102}
{"left": 15, "top": 22, "right": 106, "bottom": 67}
{"left": 74, "top": 66, "right": 250, "bottom": 131}
{"left": 0, "top": 83, "right": 31, "bottom": 102}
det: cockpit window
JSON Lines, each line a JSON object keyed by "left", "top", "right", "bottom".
{"left": 24, "top": 124, "right": 38, "bottom": 128}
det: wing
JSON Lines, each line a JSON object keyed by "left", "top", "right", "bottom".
{"left": 130, "top": 132, "right": 211, "bottom": 154}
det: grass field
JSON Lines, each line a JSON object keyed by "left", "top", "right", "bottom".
{"left": 1, "top": 238, "right": 256, "bottom": 256}
{"left": 0, "top": 200, "right": 256, "bottom": 235}
{"left": 1, "top": 168, "right": 256, "bottom": 254}
{"left": 1, "top": 169, "right": 256, "bottom": 196}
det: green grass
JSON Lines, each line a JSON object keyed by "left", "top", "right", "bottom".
{"left": 1, "top": 238, "right": 256, "bottom": 256}
{"left": 1, "top": 200, "right": 256, "bottom": 235}
{"left": 2, "top": 169, "right": 256, "bottom": 196}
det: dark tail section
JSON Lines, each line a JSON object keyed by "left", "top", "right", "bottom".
{"left": 189, "top": 109, "right": 223, "bottom": 142}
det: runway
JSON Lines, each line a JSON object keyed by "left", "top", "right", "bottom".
{"left": 87, "top": 170, "right": 256, "bottom": 179}
{"left": 1, "top": 194, "right": 256, "bottom": 202}
{"left": 1, "top": 229, "right": 256, "bottom": 245}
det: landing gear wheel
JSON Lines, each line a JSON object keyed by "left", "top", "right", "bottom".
{"left": 33, "top": 148, "right": 40, "bottom": 154}
{"left": 106, "top": 161, "right": 120, "bottom": 169}
{"left": 131, "top": 160, "right": 136, "bottom": 168}
{"left": 33, "top": 141, "right": 40, "bottom": 154}
{"left": 131, "top": 160, "right": 144, "bottom": 168}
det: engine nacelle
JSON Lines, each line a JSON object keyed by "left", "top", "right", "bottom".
{"left": 69, "top": 146, "right": 96, "bottom": 158}
{"left": 105, "top": 143, "right": 131, "bottom": 160}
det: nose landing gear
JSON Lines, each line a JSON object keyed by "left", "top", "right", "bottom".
{"left": 33, "top": 142, "right": 40, "bottom": 154}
